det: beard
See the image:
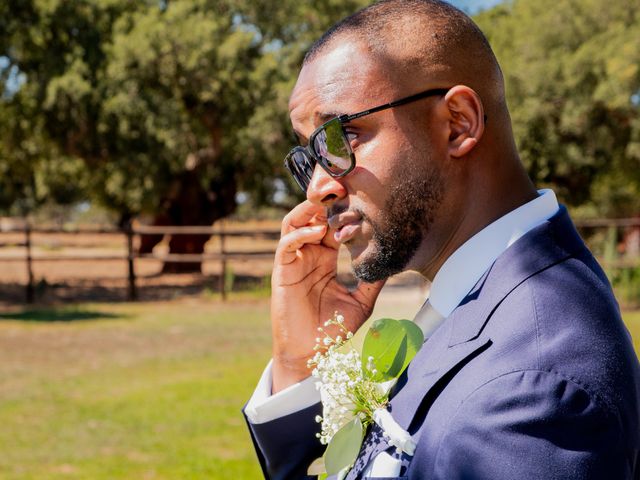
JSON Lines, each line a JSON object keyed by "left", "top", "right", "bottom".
{"left": 351, "top": 166, "right": 444, "bottom": 283}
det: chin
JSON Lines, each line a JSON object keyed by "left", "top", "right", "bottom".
{"left": 346, "top": 239, "right": 376, "bottom": 268}
{"left": 349, "top": 230, "right": 423, "bottom": 283}
{"left": 349, "top": 247, "right": 396, "bottom": 283}
{"left": 345, "top": 241, "right": 365, "bottom": 260}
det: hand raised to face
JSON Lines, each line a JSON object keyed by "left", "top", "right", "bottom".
{"left": 270, "top": 200, "right": 385, "bottom": 393}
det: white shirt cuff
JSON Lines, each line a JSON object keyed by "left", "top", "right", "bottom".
{"left": 245, "top": 359, "right": 321, "bottom": 424}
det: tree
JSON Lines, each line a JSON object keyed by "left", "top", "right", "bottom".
{"left": 475, "top": 0, "right": 640, "bottom": 217}
{"left": 7, "top": 0, "right": 635, "bottom": 269}
{"left": 0, "top": 0, "right": 368, "bottom": 272}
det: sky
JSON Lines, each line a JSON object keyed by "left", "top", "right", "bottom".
{"left": 448, "top": 0, "right": 505, "bottom": 14}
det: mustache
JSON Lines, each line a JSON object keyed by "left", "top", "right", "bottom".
{"left": 326, "top": 204, "right": 370, "bottom": 224}
{"left": 327, "top": 204, "right": 348, "bottom": 218}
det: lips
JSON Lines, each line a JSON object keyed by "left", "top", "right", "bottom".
{"left": 328, "top": 210, "right": 363, "bottom": 244}
{"left": 334, "top": 222, "right": 362, "bottom": 243}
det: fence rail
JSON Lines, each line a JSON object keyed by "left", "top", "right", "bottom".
{"left": 0, "top": 217, "right": 639, "bottom": 303}
{"left": 575, "top": 218, "right": 640, "bottom": 228}
{"left": 0, "top": 223, "right": 281, "bottom": 302}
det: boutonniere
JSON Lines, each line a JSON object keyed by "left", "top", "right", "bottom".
{"left": 306, "top": 312, "right": 424, "bottom": 479}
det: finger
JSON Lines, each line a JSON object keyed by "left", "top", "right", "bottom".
{"left": 275, "top": 224, "right": 327, "bottom": 265}
{"left": 352, "top": 279, "right": 387, "bottom": 313}
{"left": 321, "top": 225, "right": 340, "bottom": 250}
{"left": 281, "top": 201, "right": 327, "bottom": 236}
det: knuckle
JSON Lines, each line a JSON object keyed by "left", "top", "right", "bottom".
{"left": 278, "top": 231, "right": 297, "bottom": 248}
{"left": 283, "top": 210, "right": 294, "bottom": 223}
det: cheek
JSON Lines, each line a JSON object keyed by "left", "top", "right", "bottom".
{"left": 354, "top": 129, "right": 405, "bottom": 183}
{"left": 346, "top": 125, "right": 422, "bottom": 221}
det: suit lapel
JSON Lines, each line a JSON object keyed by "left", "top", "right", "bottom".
{"left": 394, "top": 208, "right": 579, "bottom": 431}
{"left": 389, "top": 333, "right": 492, "bottom": 431}
{"left": 346, "top": 330, "right": 493, "bottom": 479}
{"left": 348, "top": 206, "right": 586, "bottom": 479}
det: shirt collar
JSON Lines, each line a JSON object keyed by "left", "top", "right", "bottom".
{"left": 429, "top": 189, "right": 559, "bottom": 318}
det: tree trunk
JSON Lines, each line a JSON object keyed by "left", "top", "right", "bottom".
{"left": 138, "top": 168, "right": 237, "bottom": 273}
{"left": 162, "top": 233, "right": 212, "bottom": 273}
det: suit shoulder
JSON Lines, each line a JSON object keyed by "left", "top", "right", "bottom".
{"left": 487, "top": 256, "right": 640, "bottom": 436}
{"left": 430, "top": 369, "right": 634, "bottom": 479}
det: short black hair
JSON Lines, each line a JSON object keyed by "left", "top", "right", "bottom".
{"left": 304, "top": 0, "right": 494, "bottom": 66}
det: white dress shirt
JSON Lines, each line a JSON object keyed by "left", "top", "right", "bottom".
{"left": 245, "top": 189, "right": 559, "bottom": 424}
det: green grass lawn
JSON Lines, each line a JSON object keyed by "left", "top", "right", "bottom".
{"left": 0, "top": 297, "right": 639, "bottom": 480}
{"left": 0, "top": 297, "right": 271, "bottom": 480}
{"left": 626, "top": 310, "right": 640, "bottom": 355}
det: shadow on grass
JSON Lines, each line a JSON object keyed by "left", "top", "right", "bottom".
{"left": 0, "top": 309, "right": 126, "bottom": 322}
{"left": 0, "top": 273, "right": 274, "bottom": 305}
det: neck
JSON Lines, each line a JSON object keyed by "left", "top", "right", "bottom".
{"left": 415, "top": 153, "right": 537, "bottom": 281}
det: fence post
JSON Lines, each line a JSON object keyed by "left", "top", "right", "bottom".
{"left": 25, "top": 223, "right": 34, "bottom": 304}
{"left": 125, "top": 221, "right": 137, "bottom": 301}
{"left": 219, "top": 222, "right": 227, "bottom": 301}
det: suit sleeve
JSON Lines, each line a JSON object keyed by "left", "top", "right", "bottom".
{"left": 245, "top": 360, "right": 321, "bottom": 424}
{"left": 244, "top": 401, "right": 325, "bottom": 479}
{"left": 243, "top": 360, "right": 325, "bottom": 479}
{"left": 431, "top": 369, "right": 633, "bottom": 480}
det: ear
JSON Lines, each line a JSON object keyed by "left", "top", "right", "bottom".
{"left": 444, "top": 86, "right": 485, "bottom": 158}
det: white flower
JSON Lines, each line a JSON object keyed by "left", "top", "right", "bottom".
{"left": 373, "top": 408, "right": 416, "bottom": 455}
{"left": 307, "top": 311, "right": 417, "bottom": 473}
{"left": 313, "top": 347, "right": 361, "bottom": 443}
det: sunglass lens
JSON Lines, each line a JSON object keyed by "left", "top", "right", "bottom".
{"left": 313, "top": 120, "right": 353, "bottom": 175}
{"left": 286, "top": 149, "right": 314, "bottom": 192}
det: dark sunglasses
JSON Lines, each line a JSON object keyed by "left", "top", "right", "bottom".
{"left": 284, "top": 87, "right": 451, "bottom": 193}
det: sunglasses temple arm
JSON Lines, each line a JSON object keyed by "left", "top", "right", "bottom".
{"left": 341, "top": 88, "right": 450, "bottom": 122}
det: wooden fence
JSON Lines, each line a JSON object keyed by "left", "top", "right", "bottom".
{"left": 0, "top": 217, "right": 639, "bottom": 304}
{"left": 0, "top": 223, "right": 280, "bottom": 303}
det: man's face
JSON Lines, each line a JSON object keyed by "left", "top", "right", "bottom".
{"left": 288, "top": 41, "right": 447, "bottom": 281}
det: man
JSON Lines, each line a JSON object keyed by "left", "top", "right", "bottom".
{"left": 244, "top": 1, "right": 640, "bottom": 478}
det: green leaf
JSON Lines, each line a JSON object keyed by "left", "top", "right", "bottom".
{"left": 324, "top": 417, "right": 364, "bottom": 476}
{"left": 385, "top": 334, "right": 409, "bottom": 380}
{"left": 337, "top": 316, "right": 375, "bottom": 356}
{"left": 337, "top": 465, "right": 351, "bottom": 480}
{"left": 397, "top": 319, "right": 424, "bottom": 373}
{"left": 362, "top": 318, "right": 424, "bottom": 381}
{"left": 362, "top": 318, "right": 405, "bottom": 381}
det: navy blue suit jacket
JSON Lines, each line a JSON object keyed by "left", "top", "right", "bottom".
{"left": 246, "top": 207, "right": 640, "bottom": 479}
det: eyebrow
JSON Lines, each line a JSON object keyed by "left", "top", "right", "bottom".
{"left": 291, "top": 111, "right": 343, "bottom": 146}
{"left": 291, "top": 109, "right": 355, "bottom": 146}
{"left": 318, "top": 111, "right": 343, "bottom": 123}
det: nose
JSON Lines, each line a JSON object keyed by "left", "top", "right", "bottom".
{"left": 306, "top": 163, "right": 348, "bottom": 207}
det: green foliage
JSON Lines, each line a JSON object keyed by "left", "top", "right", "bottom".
{"left": 611, "top": 266, "right": 640, "bottom": 308}
{"left": 323, "top": 417, "right": 364, "bottom": 476}
{"left": 223, "top": 265, "right": 235, "bottom": 292}
{"left": 362, "top": 318, "right": 423, "bottom": 382}
{"left": 0, "top": 0, "right": 369, "bottom": 218}
{"left": 476, "top": 0, "right": 640, "bottom": 216}
{"left": 3, "top": 0, "right": 637, "bottom": 220}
